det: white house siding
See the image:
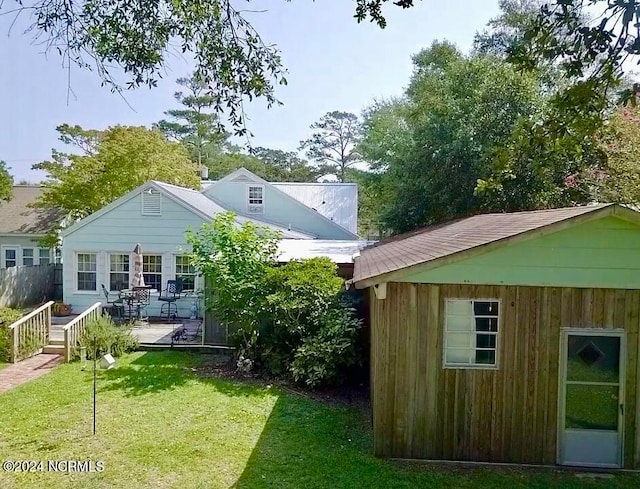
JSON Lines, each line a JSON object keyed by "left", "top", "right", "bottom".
{"left": 204, "top": 179, "right": 358, "bottom": 240}
{"left": 62, "top": 192, "right": 207, "bottom": 317}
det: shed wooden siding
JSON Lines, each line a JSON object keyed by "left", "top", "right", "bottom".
{"left": 370, "top": 282, "right": 640, "bottom": 467}
{"left": 402, "top": 216, "right": 640, "bottom": 289}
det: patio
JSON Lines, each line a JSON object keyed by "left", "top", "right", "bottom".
{"left": 50, "top": 315, "right": 203, "bottom": 346}
{"left": 131, "top": 319, "right": 203, "bottom": 346}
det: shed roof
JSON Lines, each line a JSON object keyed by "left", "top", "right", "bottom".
{"left": 353, "top": 204, "right": 626, "bottom": 286}
{"left": 0, "top": 186, "right": 64, "bottom": 235}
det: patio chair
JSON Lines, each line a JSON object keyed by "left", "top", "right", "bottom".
{"left": 158, "top": 280, "right": 181, "bottom": 322}
{"left": 101, "top": 284, "right": 124, "bottom": 322}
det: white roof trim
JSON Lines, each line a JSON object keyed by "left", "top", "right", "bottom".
{"left": 203, "top": 167, "right": 360, "bottom": 239}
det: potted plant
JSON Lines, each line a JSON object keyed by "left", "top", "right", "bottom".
{"left": 52, "top": 302, "right": 72, "bottom": 317}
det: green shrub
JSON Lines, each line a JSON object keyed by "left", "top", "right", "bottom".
{"left": 17, "top": 333, "right": 45, "bottom": 361}
{"left": 77, "top": 315, "right": 138, "bottom": 360}
{"left": 0, "top": 307, "right": 22, "bottom": 327}
{"left": 190, "top": 212, "right": 365, "bottom": 388}
{"left": 0, "top": 307, "right": 23, "bottom": 362}
{"left": 251, "top": 258, "right": 347, "bottom": 377}
{"left": 291, "top": 307, "right": 363, "bottom": 387}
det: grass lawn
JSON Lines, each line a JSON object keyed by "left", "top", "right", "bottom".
{"left": 0, "top": 352, "right": 638, "bottom": 489}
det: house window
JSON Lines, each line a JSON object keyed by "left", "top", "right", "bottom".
{"left": 109, "top": 254, "right": 130, "bottom": 291}
{"left": 141, "top": 188, "right": 162, "bottom": 216}
{"left": 22, "top": 248, "right": 34, "bottom": 266}
{"left": 77, "top": 253, "right": 97, "bottom": 291}
{"left": 444, "top": 299, "right": 500, "bottom": 368}
{"left": 4, "top": 249, "right": 17, "bottom": 268}
{"left": 39, "top": 248, "right": 51, "bottom": 266}
{"left": 247, "top": 185, "right": 264, "bottom": 213}
{"left": 143, "top": 255, "right": 163, "bottom": 291}
{"left": 175, "top": 255, "right": 196, "bottom": 291}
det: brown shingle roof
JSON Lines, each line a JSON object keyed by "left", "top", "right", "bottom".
{"left": 353, "top": 204, "right": 614, "bottom": 285}
{"left": 0, "top": 186, "right": 64, "bottom": 235}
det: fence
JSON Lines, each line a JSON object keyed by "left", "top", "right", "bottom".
{"left": 7, "top": 301, "right": 54, "bottom": 363}
{"left": 0, "top": 264, "right": 57, "bottom": 308}
{"left": 63, "top": 302, "right": 102, "bottom": 362}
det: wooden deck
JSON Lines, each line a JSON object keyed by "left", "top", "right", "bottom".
{"left": 131, "top": 319, "right": 203, "bottom": 346}
{"left": 50, "top": 316, "right": 204, "bottom": 346}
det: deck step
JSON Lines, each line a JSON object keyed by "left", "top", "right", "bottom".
{"left": 48, "top": 339, "right": 65, "bottom": 346}
{"left": 42, "top": 344, "right": 65, "bottom": 355}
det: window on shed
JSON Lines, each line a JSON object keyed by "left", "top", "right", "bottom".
{"left": 247, "top": 185, "right": 264, "bottom": 213}
{"left": 444, "top": 299, "right": 499, "bottom": 368}
{"left": 141, "top": 188, "right": 162, "bottom": 215}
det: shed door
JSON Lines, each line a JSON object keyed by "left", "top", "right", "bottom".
{"left": 558, "top": 331, "right": 625, "bottom": 468}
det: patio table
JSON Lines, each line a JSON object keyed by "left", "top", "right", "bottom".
{"left": 119, "top": 287, "right": 156, "bottom": 321}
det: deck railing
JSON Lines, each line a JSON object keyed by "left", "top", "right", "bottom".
{"left": 63, "top": 302, "right": 102, "bottom": 362}
{"left": 7, "top": 301, "right": 54, "bottom": 363}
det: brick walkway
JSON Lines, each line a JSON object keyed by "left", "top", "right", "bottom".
{"left": 0, "top": 354, "right": 63, "bottom": 394}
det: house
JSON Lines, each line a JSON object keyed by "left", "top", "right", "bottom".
{"left": 201, "top": 168, "right": 359, "bottom": 237}
{"left": 61, "top": 168, "right": 366, "bottom": 330}
{"left": 0, "top": 185, "right": 63, "bottom": 268}
{"left": 351, "top": 204, "right": 640, "bottom": 469}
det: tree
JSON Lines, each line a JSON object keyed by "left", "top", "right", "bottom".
{"left": 299, "top": 111, "right": 363, "bottom": 182}
{"left": 250, "top": 147, "right": 321, "bottom": 182}
{"left": 356, "top": 41, "right": 575, "bottom": 233}
{"left": 473, "top": 0, "right": 544, "bottom": 57}
{"left": 33, "top": 125, "right": 200, "bottom": 221}
{"left": 2, "top": 1, "right": 415, "bottom": 133}
{"left": 0, "top": 161, "right": 13, "bottom": 201}
{"left": 510, "top": 0, "right": 640, "bottom": 130}
{"left": 572, "top": 105, "right": 640, "bottom": 205}
{"left": 154, "top": 74, "right": 229, "bottom": 169}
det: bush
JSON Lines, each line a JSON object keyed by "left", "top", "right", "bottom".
{"left": 0, "top": 307, "right": 23, "bottom": 362}
{"left": 77, "top": 315, "right": 138, "bottom": 360}
{"left": 291, "top": 307, "right": 363, "bottom": 387}
{"left": 230, "top": 259, "right": 364, "bottom": 387}
{"left": 190, "top": 212, "right": 365, "bottom": 388}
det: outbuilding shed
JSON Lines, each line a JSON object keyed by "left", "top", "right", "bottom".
{"left": 352, "top": 204, "right": 640, "bottom": 468}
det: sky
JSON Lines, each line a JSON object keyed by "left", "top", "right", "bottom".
{"left": 0, "top": 1, "right": 501, "bottom": 182}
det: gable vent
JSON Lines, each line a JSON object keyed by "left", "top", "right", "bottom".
{"left": 231, "top": 174, "right": 254, "bottom": 183}
{"left": 141, "top": 188, "right": 162, "bottom": 216}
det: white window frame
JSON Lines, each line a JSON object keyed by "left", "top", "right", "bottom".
{"left": 247, "top": 184, "right": 264, "bottom": 214}
{"left": 143, "top": 254, "right": 163, "bottom": 292}
{"left": 175, "top": 255, "right": 198, "bottom": 292}
{"left": 38, "top": 248, "right": 51, "bottom": 266}
{"left": 2, "top": 246, "right": 18, "bottom": 269}
{"left": 76, "top": 252, "right": 98, "bottom": 293}
{"left": 443, "top": 298, "right": 500, "bottom": 369}
{"left": 109, "top": 253, "right": 131, "bottom": 291}
{"left": 22, "top": 247, "right": 34, "bottom": 266}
